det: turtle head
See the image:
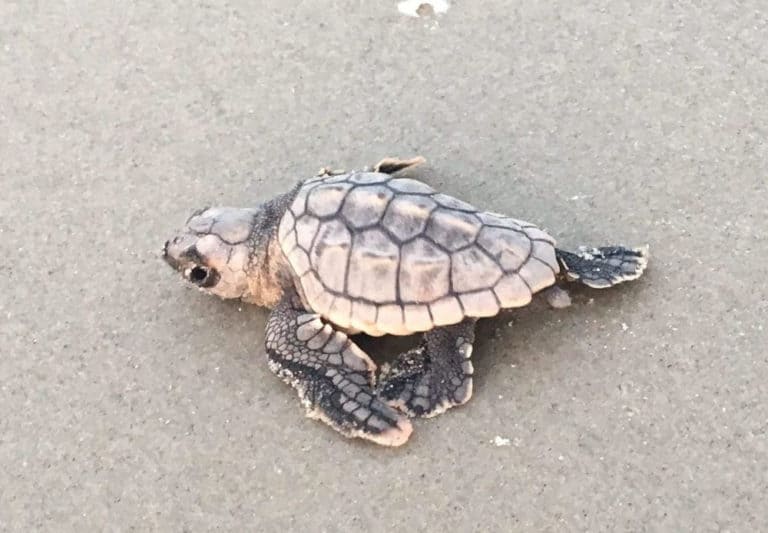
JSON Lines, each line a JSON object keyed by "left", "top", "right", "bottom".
{"left": 163, "top": 207, "right": 260, "bottom": 300}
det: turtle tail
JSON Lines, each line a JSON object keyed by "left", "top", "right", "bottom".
{"left": 556, "top": 245, "right": 649, "bottom": 289}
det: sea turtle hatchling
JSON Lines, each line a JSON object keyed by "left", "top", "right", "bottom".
{"left": 163, "top": 157, "right": 649, "bottom": 446}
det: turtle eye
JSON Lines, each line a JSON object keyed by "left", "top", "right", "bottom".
{"left": 188, "top": 266, "right": 211, "bottom": 285}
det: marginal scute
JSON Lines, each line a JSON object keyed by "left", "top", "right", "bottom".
{"left": 310, "top": 219, "right": 351, "bottom": 293}
{"left": 398, "top": 238, "right": 450, "bottom": 303}
{"left": 429, "top": 296, "right": 464, "bottom": 327}
{"left": 347, "top": 229, "right": 399, "bottom": 303}
{"left": 363, "top": 324, "right": 386, "bottom": 337}
{"left": 493, "top": 274, "right": 532, "bottom": 308}
{"left": 426, "top": 209, "right": 482, "bottom": 251}
{"left": 451, "top": 247, "right": 502, "bottom": 292}
{"left": 476, "top": 211, "right": 510, "bottom": 227}
{"left": 295, "top": 215, "right": 320, "bottom": 251}
{"left": 321, "top": 174, "right": 351, "bottom": 184}
{"left": 403, "top": 304, "right": 433, "bottom": 332}
{"left": 301, "top": 271, "right": 325, "bottom": 302}
{"left": 477, "top": 211, "right": 508, "bottom": 225}
{"left": 278, "top": 210, "right": 295, "bottom": 243}
{"left": 311, "top": 291, "right": 335, "bottom": 316}
{"left": 432, "top": 193, "right": 477, "bottom": 212}
{"left": 376, "top": 304, "right": 406, "bottom": 335}
{"left": 508, "top": 217, "right": 535, "bottom": 228}
{"left": 348, "top": 171, "right": 391, "bottom": 185}
{"left": 327, "top": 297, "right": 353, "bottom": 328}
{"left": 350, "top": 300, "right": 378, "bottom": 330}
{"left": 519, "top": 256, "right": 557, "bottom": 293}
{"left": 459, "top": 290, "right": 499, "bottom": 317}
{"left": 382, "top": 194, "right": 437, "bottom": 242}
{"left": 532, "top": 240, "right": 559, "bottom": 274}
{"left": 289, "top": 190, "right": 308, "bottom": 218}
{"left": 341, "top": 185, "right": 394, "bottom": 228}
{"left": 307, "top": 182, "right": 353, "bottom": 217}
{"left": 524, "top": 225, "right": 556, "bottom": 244}
{"left": 387, "top": 177, "right": 435, "bottom": 195}
{"left": 280, "top": 227, "right": 297, "bottom": 253}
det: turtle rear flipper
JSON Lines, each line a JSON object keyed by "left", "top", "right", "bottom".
{"left": 556, "top": 245, "right": 649, "bottom": 289}
{"left": 266, "top": 296, "right": 412, "bottom": 446}
{"left": 377, "top": 319, "right": 476, "bottom": 418}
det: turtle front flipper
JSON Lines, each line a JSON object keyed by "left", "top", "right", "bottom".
{"left": 377, "top": 319, "right": 476, "bottom": 418}
{"left": 556, "top": 245, "right": 649, "bottom": 288}
{"left": 373, "top": 156, "right": 426, "bottom": 174}
{"left": 265, "top": 297, "right": 413, "bottom": 446}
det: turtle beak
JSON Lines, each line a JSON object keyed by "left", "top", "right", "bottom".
{"left": 162, "top": 247, "right": 180, "bottom": 270}
{"left": 162, "top": 237, "right": 185, "bottom": 270}
{"left": 162, "top": 239, "right": 173, "bottom": 261}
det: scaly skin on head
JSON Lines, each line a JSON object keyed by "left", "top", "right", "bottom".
{"left": 162, "top": 186, "right": 299, "bottom": 308}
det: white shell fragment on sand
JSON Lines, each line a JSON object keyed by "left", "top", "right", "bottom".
{"left": 397, "top": 0, "right": 451, "bottom": 17}
{"left": 492, "top": 436, "right": 511, "bottom": 447}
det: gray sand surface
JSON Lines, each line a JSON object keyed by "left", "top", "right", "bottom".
{"left": 2, "top": 2, "right": 766, "bottom": 530}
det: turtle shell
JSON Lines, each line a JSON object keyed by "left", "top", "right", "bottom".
{"left": 277, "top": 171, "right": 559, "bottom": 336}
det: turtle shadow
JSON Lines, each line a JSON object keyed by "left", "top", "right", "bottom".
{"left": 355, "top": 278, "right": 649, "bottom": 392}
{"left": 476, "top": 280, "right": 649, "bottom": 388}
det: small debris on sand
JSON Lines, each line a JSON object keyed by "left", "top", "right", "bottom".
{"left": 545, "top": 286, "right": 572, "bottom": 309}
{"left": 397, "top": 0, "right": 451, "bottom": 17}
{"left": 491, "top": 435, "right": 511, "bottom": 447}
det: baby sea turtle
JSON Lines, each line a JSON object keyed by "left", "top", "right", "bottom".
{"left": 163, "top": 157, "right": 648, "bottom": 446}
